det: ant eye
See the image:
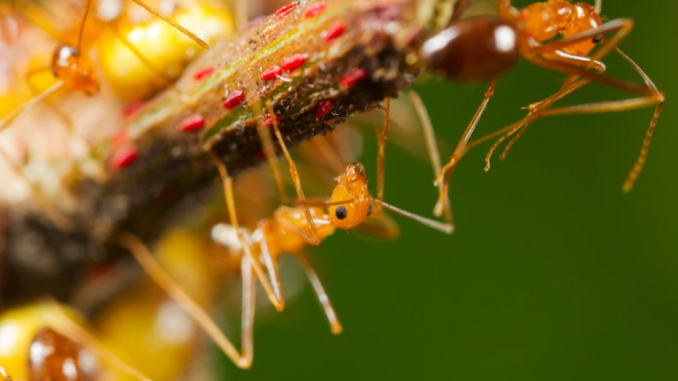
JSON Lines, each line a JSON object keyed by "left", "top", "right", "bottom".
{"left": 592, "top": 34, "right": 604, "bottom": 43}
{"left": 367, "top": 204, "right": 372, "bottom": 216}
{"left": 335, "top": 206, "right": 348, "bottom": 220}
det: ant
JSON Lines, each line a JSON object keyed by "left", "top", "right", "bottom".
{"left": 0, "top": 301, "right": 151, "bottom": 381}
{"left": 420, "top": 0, "right": 663, "bottom": 217}
{"left": 0, "top": 0, "right": 211, "bottom": 228}
{"left": 117, "top": 96, "right": 452, "bottom": 369}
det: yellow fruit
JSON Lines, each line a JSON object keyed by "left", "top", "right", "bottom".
{"left": 98, "top": 3, "right": 234, "bottom": 100}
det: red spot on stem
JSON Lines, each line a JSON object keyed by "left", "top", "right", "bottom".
{"left": 304, "top": 2, "right": 326, "bottom": 18}
{"left": 275, "top": 2, "right": 297, "bottom": 18}
{"left": 180, "top": 114, "right": 205, "bottom": 132}
{"left": 193, "top": 67, "right": 214, "bottom": 81}
{"left": 260, "top": 65, "right": 282, "bottom": 80}
{"left": 265, "top": 114, "right": 281, "bottom": 126}
{"left": 315, "top": 100, "right": 334, "bottom": 118}
{"left": 323, "top": 22, "right": 345, "bottom": 42}
{"left": 282, "top": 53, "right": 307, "bottom": 72}
{"left": 223, "top": 90, "right": 245, "bottom": 109}
{"left": 111, "top": 145, "right": 138, "bottom": 169}
{"left": 340, "top": 68, "right": 368, "bottom": 88}
{"left": 122, "top": 101, "right": 144, "bottom": 118}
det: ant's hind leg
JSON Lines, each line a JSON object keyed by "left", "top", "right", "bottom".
{"left": 115, "top": 233, "right": 254, "bottom": 369}
{"left": 210, "top": 151, "right": 286, "bottom": 311}
{"left": 296, "top": 251, "right": 343, "bottom": 335}
{"left": 432, "top": 79, "right": 497, "bottom": 223}
{"left": 408, "top": 91, "right": 450, "bottom": 223}
{"left": 375, "top": 98, "right": 390, "bottom": 204}
{"left": 238, "top": 255, "right": 256, "bottom": 369}
{"left": 535, "top": 48, "right": 663, "bottom": 192}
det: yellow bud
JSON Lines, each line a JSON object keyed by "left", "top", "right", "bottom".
{"left": 98, "top": 2, "right": 234, "bottom": 100}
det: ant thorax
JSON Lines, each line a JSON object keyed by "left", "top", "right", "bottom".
{"left": 29, "top": 327, "right": 98, "bottom": 381}
{"left": 517, "top": 1, "right": 602, "bottom": 55}
{"left": 272, "top": 206, "right": 336, "bottom": 253}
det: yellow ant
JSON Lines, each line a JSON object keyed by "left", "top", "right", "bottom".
{"left": 116, "top": 94, "right": 452, "bottom": 369}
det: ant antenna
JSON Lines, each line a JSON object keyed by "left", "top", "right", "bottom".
{"left": 128, "top": 0, "right": 209, "bottom": 48}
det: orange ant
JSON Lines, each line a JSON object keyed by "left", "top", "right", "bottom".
{"left": 0, "top": 301, "right": 151, "bottom": 381}
{"left": 117, "top": 96, "right": 452, "bottom": 368}
{"left": 421, "top": 0, "right": 664, "bottom": 216}
{"left": 4, "top": 0, "right": 208, "bottom": 134}
{"left": 0, "top": 0, "right": 211, "bottom": 228}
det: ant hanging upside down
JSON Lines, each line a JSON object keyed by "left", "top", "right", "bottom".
{"left": 117, "top": 94, "right": 453, "bottom": 369}
{"left": 419, "top": 0, "right": 663, "bottom": 217}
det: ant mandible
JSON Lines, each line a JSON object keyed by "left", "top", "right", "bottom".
{"left": 420, "top": 0, "right": 663, "bottom": 216}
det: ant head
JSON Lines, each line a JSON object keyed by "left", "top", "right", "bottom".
{"left": 328, "top": 163, "right": 371, "bottom": 230}
{"left": 421, "top": 16, "right": 520, "bottom": 82}
{"left": 52, "top": 45, "right": 100, "bottom": 96}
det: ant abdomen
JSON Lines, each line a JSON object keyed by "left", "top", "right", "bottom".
{"left": 420, "top": 16, "right": 520, "bottom": 83}
{"left": 28, "top": 327, "right": 97, "bottom": 381}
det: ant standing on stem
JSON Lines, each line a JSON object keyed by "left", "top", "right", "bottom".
{"left": 116, "top": 95, "right": 453, "bottom": 369}
{"left": 420, "top": 0, "right": 663, "bottom": 218}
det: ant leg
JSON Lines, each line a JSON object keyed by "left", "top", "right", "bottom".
{"left": 484, "top": 78, "right": 591, "bottom": 170}
{"left": 254, "top": 102, "right": 289, "bottom": 203}
{"left": 408, "top": 91, "right": 452, "bottom": 225}
{"left": 0, "top": 80, "right": 72, "bottom": 230}
{"left": 296, "top": 251, "right": 343, "bottom": 335}
{"left": 43, "top": 300, "right": 152, "bottom": 380}
{"left": 307, "top": 133, "right": 346, "bottom": 174}
{"left": 115, "top": 233, "right": 254, "bottom": 369}
{"left": 376, "top": 98, "right": 390, "bottom": 203}
{"left": 528, "top": 49, "right": 663, "bottom": 192}
{"left": 238, "top": 255, "right": 256, "bottom": 369}
{"left": 433, "top": 78, "right": 497, "bottom": 218}
{"left": 264, "top": 100, "right": 321, "bottom": 245}
{"left": 25, "top": 67, "right": 96, "bottom": 158}
{"left": 209, "top": 151, "right": 285, "bottom": 310}
{"left": 364, "top": 94, "right": 454, "bottom": 234}
{"left": 128, "top": 0, "right": 209, "bottom": 48}
{"left": 258, "top": 221, "right": 285, "bottom": 303}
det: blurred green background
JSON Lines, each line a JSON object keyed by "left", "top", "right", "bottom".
{"left": 218, "top": 1, "right": 678, "bottom": 379}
